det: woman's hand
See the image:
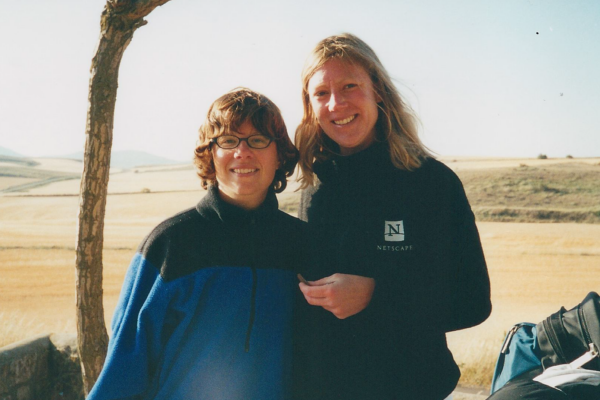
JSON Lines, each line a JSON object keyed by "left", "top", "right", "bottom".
{"left": 299, "top": 273, "right": 375, "bottom": 319}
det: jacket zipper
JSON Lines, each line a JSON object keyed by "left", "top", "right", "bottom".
{"left": 245, "top": 216, "right": 258, "bottom": 352}
{"left": 245, "top": 267, "right": 258, "bottom": 352}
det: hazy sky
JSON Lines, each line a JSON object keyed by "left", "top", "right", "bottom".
{"left": 1, "top": 0, "right": 599, "bottom": 161}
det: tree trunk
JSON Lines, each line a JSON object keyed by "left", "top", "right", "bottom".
{"left": 75, "top": 0, "right": 171, "bottom": 395}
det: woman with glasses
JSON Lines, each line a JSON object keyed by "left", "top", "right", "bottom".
{"left": 293, "top": 34, "right": 492, "bottom": 400}
{"left": 88, "top": 87, "right": 308, "bottom": 400}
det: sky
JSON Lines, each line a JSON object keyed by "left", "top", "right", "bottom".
{"left": 1, "top": 0, "right": 599, "bottom": 162}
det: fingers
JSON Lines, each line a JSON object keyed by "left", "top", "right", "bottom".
{"left": 299, "top": 281, "right": 334, "bottom": 309}
{"left": 299, "top": 281, "right": 335, "bottom": 299}
{"left": 304, "top": 294, "right": 328, "bottom": 307}
{"left": 301, "top": 292, "right": 339, "bottom": 316}
{"left": 299, "top": 273, "right": 375, "bottom": 319}
{"left": 298, "top": 274, "right": 337, "bottom": 294}
{"left": 309, "top": 276, "right": 337, "bottom": 286}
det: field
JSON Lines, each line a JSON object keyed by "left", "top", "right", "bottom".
{"left": 1, "top": 155, "right": 600, "bottom": 389}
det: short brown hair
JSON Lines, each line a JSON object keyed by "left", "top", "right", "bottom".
{"left": 194, "top": 87, "right": 298, "bottom": 193}
{"left": 295, "top": 33, "right": 431, "bottom": 187}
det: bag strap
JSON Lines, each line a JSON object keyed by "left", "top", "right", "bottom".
{"left": 580, "top": 292, "right": 600, "bottom": 344}
{"left": 580, "top": 292, "right": 600, "bottom": 369}
{"left": 569, "top": 343, "right": 599, "bottom": 369}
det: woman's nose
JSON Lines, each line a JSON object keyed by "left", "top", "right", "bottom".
{"left": 234, "top": 140, "right": 254, "bottom": 158}
{"left": 328, "top": 91, "right": 346, "bottom": 112}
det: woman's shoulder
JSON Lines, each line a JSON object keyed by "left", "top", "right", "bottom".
{"left": 389, "top": 157, "right": 467, "bottom": 206}
{"left": 138, "top": 206, "right": 203, "bottom": 254}
{"left": 417, "top": 157, "right": 456, "bottom": 175}
{"left": 155, "top": 206, "right": 202, "bottom": 234}
{"left": 412, "top": 157, "right": 463, "bottom": 185}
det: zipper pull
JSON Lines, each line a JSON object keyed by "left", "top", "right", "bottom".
{"left": 501, "top": 325, "right": 521, "bottom": 354}
{"left": 569, "top": 343, "right": 599, "bottom": 369}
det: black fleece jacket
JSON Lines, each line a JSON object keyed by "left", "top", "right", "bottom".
{"left": 294, "top": 142, "right": 492, "bottom": 400}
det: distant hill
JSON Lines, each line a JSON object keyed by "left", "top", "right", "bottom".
{"left": 62, "top": 150, "right": 185, "bottom": 169}
{"left": 0, "top": 146, "right": 184, "bottom": 169}
{"left": 0, "top": 146, "right": 24, "bottom": 157}
{"left": 457, "top": 162, "right": 600, "bottom": 224}
{"left": 0, "top": 155, "right": 39, "bottom": 167}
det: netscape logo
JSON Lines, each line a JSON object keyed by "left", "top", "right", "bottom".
{"left": 384, "top": 220, "right": 404, "bottom": 242}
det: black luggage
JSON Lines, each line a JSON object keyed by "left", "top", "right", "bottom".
{"left": 488, "top": 292, "right": 600, "bottom": 400}
{"left": 537, "top": 292, "right": 600, "bottom": 370}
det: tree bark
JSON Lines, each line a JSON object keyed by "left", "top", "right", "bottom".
{"left": 75, "top": 0, "right": 171, "bottom": 395}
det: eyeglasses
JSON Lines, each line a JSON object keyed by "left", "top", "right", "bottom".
{"left": 211, "top": 134, "right": 273, "bottom": 149}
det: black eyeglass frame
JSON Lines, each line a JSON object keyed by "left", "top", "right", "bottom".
{"left": 210, "top": 134, "right": 274, "bottom": 150}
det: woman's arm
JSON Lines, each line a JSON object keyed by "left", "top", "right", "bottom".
{"left": 87, "top": 253, "right": 167, "bottom": 400}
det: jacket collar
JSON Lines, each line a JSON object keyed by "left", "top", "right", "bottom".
{"left": 314, "top": 140, "right": 393, "bottom": 184}
{"left": 196, "top": 185, "right": 279, "bottom": 224}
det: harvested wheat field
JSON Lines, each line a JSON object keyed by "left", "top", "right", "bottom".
{"left": 1, "top": 155, "right": 599, "bottom": 389}
{"left": 447, "top": 222, "right": 600, "bottom": 387}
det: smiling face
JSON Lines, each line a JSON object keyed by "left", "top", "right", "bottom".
{"left": 307, "top": 58, "right": 380, "bottom": 155}
{"left": 212, "top": 120, "right": 279, "bottom": 210}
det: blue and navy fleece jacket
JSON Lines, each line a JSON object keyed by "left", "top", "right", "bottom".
{"left": 88, "top": 185, "right": 309, "bottom": 400}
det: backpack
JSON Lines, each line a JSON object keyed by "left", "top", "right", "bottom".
{"left": 490, "top": 322, "right": 542, "bottom": 394}
{"left": 490, "top": 292, "right": 600, "bottom": 395}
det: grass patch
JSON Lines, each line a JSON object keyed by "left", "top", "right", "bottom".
{"left": 473, "top": 207, "right": 600, "bottom": 224}
{"left": 458, "top": 162, "right": 600, "bottom": 223}
{"left": 0, "top": 311, "right": 48, "bottom": 348}
{"left": 456, "top": 335, "right": 502, "bottom": 388}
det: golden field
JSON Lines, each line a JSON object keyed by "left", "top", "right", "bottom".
{"left": 1, "top": 156, "right": 599, "bottom": 388}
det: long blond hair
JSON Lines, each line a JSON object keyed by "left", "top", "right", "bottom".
{"left": 295, "top": 33, "right": 431, "bottom": 187}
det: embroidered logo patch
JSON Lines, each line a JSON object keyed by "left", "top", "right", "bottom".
{"left": 384, "top": 220, "right": 405, "bottom": 242}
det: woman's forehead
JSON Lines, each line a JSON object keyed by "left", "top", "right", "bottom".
{"left": 309, "top": 58, "right": 371, "bottom": 87}
{"left": 227, "top": 120, "right": 258, "bottom": 136}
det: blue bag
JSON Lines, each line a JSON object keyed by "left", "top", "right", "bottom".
{"left": 490, "top": 322, "right": 543, "bottom": 394}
